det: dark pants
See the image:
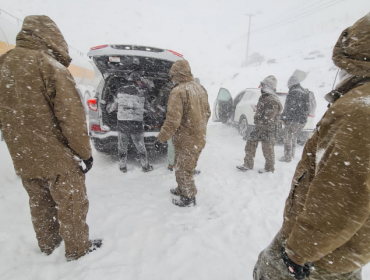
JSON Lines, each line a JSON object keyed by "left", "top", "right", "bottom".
{"left": 117, "top": 121, "right": 148, "bottom": 168}
{"left": 283, "top": 123, "right": 306, "bottom": 160}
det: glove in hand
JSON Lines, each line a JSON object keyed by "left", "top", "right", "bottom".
{"left": 281, "top": 247, "right": 310, "bottom": 280}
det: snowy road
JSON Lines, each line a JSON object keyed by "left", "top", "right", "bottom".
{"left": 0, "top": 123, "right": 369, "bottom": 279}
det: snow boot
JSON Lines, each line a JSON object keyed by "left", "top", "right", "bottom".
{"left": 168, "top": 164, "right": 174, "bottom": 171}
{"left": 258, "top": 169, "right": 274, "bottom": 174}
{"left": 89, "top": 239, "right": 103, "bottom": 253}
{"left": 172, "top": 195, "right": 196, "bottom": 207}
{"left": 278, "top": 156, "right": 291, "bottom": 163}
{"left": 236, "top": 165, "right": 251, "bottom": 171}
{"left": 120, "top": 166, "right": 127, "bottom": 173}
{"left": 142, "top": 165, "right": 154, "bottom": 173}
{"left": 194, "top": 169, "right": 201, "bottom": 175}
{"left": 170, "top": 188, "right": 181, "bottom": 196}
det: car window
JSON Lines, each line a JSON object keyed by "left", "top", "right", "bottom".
{"left": 240, "top": 91, "right": 254, "bottom": 102}
{"left": 234, "top": 91, "right": 245, "bottom": 106}
{"left": 218, "top": 88, "right": 231, "bottom": 101}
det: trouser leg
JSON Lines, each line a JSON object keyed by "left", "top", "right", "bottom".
{"left": 262, "top": 141, "right": 275, "bottom": 172}
{"left": 118, "top": 130, "right": 130, "bottom": 168}
{"left": 167, "top": 138, "right": 175, "bottom": 166}
{"left": 22, "top": 178, "right": 62, "bottom": 254}
{"left": 175, "top": 149, "right": 201, "bottom": 198}
{"left": 291, "top": 123, "right": 306, "bottom": 158}
{"left": 284, "top": 124, "right": 294, "bottom": 160}
{"left": 49, "top": 170, "right": 91, "bottom": 260}
{"left": 131, "top": 130, "right": 148, "bottom": 168}
{"left": 244, "top": 140, "right": 258, "bottom": 169}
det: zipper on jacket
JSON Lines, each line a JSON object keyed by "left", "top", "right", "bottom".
{"left": 289, "top": 171, "right": 306, "bottom": 212}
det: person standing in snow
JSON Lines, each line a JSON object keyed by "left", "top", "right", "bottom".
{"left": 107, "top": 71, "right": 153, "bottom": 173}
{"left": 0, "top": 15, "right": 101, "bottom": 261}
{"left": 253, "top": 13, "right": 370, "bottom": 280}
{"left": 157, "top": 60, "right": 211, "bottom": 207}
{"left": 279, "top": 76, "right": 310, "bottom": 162}
{"left": 236, "top": 76, "right": 283, "bottom": 173}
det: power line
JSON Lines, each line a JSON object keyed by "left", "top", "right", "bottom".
{"left": 252, "top": 0, "right": 333, "bottom": 31}
{"left": 251, "top": 0, "right": 347, "bottom": 34}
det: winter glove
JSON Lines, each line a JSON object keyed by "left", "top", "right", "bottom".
{"left": 81, "top": 156, "right": 93, "bottom": 174}
{"left": 281, "top": 247, "right": 310, "bottom": 280}
{"left": 154, "top": 139, "right": 161, "bottom": 149}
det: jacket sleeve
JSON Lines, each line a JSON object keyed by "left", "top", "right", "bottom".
{"left": 157, "top": 88, "right": 183, "bottom": 143}
{"left": 280, "top": 95, "right": 291, "bottom": 121}
{"left": 42, "top": 56, "right": 92, "bottom": 160}
{"left": 286, "top": 110, "right": 370, "bottom": 265}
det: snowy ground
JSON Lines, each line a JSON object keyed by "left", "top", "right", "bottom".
{"left": 1, "top": 123, "right": 369, "bottom": 279}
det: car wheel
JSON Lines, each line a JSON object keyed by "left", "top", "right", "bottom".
{"left": 239, "top": 117, "right": 248, "bottom": 137}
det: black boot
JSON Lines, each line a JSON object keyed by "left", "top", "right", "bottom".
{"left": 89, "top": 239, "right": 103, "bottom": 253}
{"left": 193, "top": 170, "right": 201, "bottom": 175}
{"left": 120, "top": 166, "right": 127, "bottom": 173}
{"left": 172, "top": 195, "right": 196, "bottom": 207}
{"left": 142, "top": 165, "right": 154, "bottom": 173}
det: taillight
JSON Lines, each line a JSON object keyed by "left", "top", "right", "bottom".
{"left": 169, "top": 50, "right": 183, "bottom": 57}
{"left": 91, "top": 124, "right": 108, "bottom": 132}
{"left": 91, "top": 124, "right": 107, "bottom": 133}
{"left": 87, "top": 98, "right": 98, "bottom": 111}
{"left": 251, "top": 104, "right": 257, "bottom": 112}
{"left": 90, "top": 45, "right": 108, "bottom": 50}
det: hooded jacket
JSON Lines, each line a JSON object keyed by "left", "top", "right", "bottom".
{"left": 281, "top": 13, "right": 370, "bottom": 273}
{"left": 280, "top": 84, "right": 310, "bottom": 124}
{"left": 0, "top": 15, "right": 91, "bottom": 178}
{"left": 249, "top": 89, "right": 283, "bottom": 142}
{"left": 157, "top": 60, "right": 211, "bottom": 152}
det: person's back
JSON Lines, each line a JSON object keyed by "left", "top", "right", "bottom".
{"left": 281, "top": 80, "right": 309, "bottom": 125}
{"left": 160, "top": 60, "right": 210, "bottom": 151}
{"left": 0, "top": 15, "right": 100, "bottom": 261}
{"left": 157, "top": 59, "right": 211, "bottom": 207}
{"left": 107, "top": 72, "right": 153, "bottom": 173}
{"left": 0, "top": 16, "right": 91, "bottom": 178}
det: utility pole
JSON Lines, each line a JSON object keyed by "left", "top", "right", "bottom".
{"left": 243, "top": 14, "right": 254, "bottom": 67}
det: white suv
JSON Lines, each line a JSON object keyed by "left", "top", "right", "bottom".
{"left": 86, "top": 44, "right": 183, "bottom": 153}
{"left": 212, "top": 87, "right": 316, "bottom": 144}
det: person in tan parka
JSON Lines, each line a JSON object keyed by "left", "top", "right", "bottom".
{"left": 157, "top": 60, "right": 211, "bottom": 207}
{"left": 253, "top": 13, "right": 370, "bottom": 280}
{"left": 0, "top": 15, "right": 101, "bottom": 261}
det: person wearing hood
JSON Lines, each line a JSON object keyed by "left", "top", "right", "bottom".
{"left": 107, "top": 71, "right": 153, "bottom": 173}
{"left": 157, "top": 60, "right": 211, "bottom": 207}
{"left": 253, "top": 13, "right": 370, "bottom": 280}
{"left": 236, "top": 76, "right": 283, "bottom": 173}
{"left": 0, "top": 16, "right": 101, "bottom": 261}
{"left": 279, "top": 76, "right": 310, "bottom": 162}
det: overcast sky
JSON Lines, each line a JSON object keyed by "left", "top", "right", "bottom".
{"left": 1, "top": 0, "right": 369, "bottom": 71}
